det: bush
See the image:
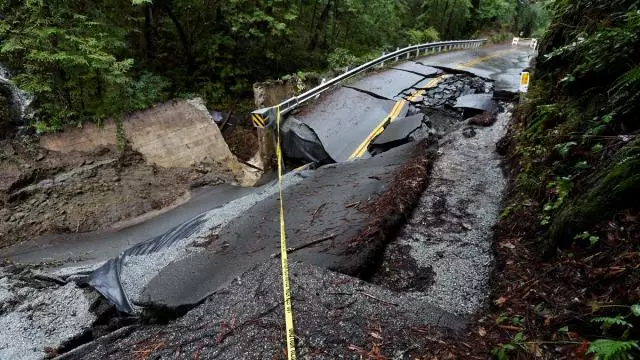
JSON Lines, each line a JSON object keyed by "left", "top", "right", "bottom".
{"left": 405, "top": 27, "right": 440, "bottom": 45}
{"left": 327, "top": 48, "right": 360, "bottom": 72}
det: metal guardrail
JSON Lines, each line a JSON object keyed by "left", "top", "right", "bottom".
{"left": 251, "top": 38, "right": 488, "bottom": 128}
{"left": 512, "top": 37, "right": 538, "bottom": 50}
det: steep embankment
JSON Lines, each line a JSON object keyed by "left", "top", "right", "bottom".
{"left": 413, "top": 1, "right": 640, "bottom": 359}
{"left": 0, "top": 98, "right": 255, "bottom": 248}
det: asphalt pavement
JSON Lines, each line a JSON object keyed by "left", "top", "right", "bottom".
{"left": 2, "top": 43, "right": 532, "bottom": 273}
{"left": 140, "top": 143, "right": 420, "bottom": 308}
{"left": 0, "top": 42, "right": 536, "bottom": 359}
{"left": 294, "top": 44, "right": 533, "bottom": 162}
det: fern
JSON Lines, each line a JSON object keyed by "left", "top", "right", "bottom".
{"left": 587, "top": 339, "right": 639, "bottom": 360}
{"left": 611, "top": 67, "right": 640, "bottom": 96}
{"left": 592, "top": 316, "right": 633, "bottom": 329}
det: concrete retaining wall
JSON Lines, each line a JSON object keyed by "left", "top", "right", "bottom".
{"left": 40, "top": 99, "right": 239, "bottom": 171}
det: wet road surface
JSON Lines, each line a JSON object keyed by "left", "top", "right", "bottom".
{"left": 0, "top": 42, "right": 537, "bottom": 360}
{"left": 1, "top": 184, "right": 254, "bottom": 268}
{"left": 2, "top": 42, "right": 534, "bottom": 311}
{"left": 295, "top": 44, "right": 532, "bottom": 161}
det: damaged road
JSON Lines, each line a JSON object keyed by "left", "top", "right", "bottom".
{"left": 290, "top": 44, "right": 530, "bottom": 162}
{"left": 0, "top": 44, "right": 533, "bottom": 359}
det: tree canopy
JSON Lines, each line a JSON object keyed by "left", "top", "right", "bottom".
{"left": 0, "top": 0, "right": 549, "bottom": 130}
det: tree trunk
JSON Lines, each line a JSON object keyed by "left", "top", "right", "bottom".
{"left": 144, "top": 5, "right": 155, "bottom": 63}
{"left": 513, "top": 0, "right": 522, "bottom": 34}
{"left": 444, "top": 0, "right": 455, "bottom": 39}
{"left": 330, "top": 0, "right": 338, "bottom": 47}
{"left": 440, "top": 0, "right": 451, "bottom": 37}
{"left": 165, "top": 6, "right": 194, "bottom": 75}
{"left": 467, "top": 0, "right": 481, "bottom": 32}
{"left": 308, "top": 0, "right": 332, "bottom": 51}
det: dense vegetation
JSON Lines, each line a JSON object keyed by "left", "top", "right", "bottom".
{"left": 0, "top": 0, "right": 547, "bottom": 131}
{"left": 494, "top": 0, "right": 640, "bottom": 358}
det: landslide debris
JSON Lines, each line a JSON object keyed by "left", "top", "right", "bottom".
{"left": 0, "top": 138, "right": 234, "bottom": 248}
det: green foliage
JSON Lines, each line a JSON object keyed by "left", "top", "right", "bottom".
{"left": 0, "top": 0, "right": 167, "bottom": 130}
{"left": 487, "top": 30, "right": 512, "bottom": 44}
{"left": 510, "top": 0, "right": 640, "bottom": 252}
{"left": 548, "top": 139, "right": 640, "bottom": 247}
{"left": 419, "top": 0, "right": 472, "bottom": 40}
{"left": 585, "top": 305, "right": 640, "bottom": 360}
{"left": 515, "top": 0, "right": 551, "bottom": 37}
{"left": 405, "top": 27, "right": 440, "bottom": 44}
{"left": 587, "top": 340, "right": 639, "bottom": 360}
{"left": 555, "top": 141, "right": 577, "bottom": 158}
{"left": 592, "top": 316, "right": 633, "bottom": 330}
{"left": 492, "top": 332, "right": 528, "bottom": 359}
{"left": 574, "top": 231, "right": 599, "bottom": 246}
{"left": 610, "top": 66, "right": 640, "bottom": 117}
{"left": 541, "top": 177, "right": 573, "bottom": 225}
{"left": 327, "top": 48, "right": 359, "bottom": 72}
{"left": 492, "top": 343, "right": 516, "bottom": 360}
{"left": 0, "top": 0, "right": 546, "bottom": 132}
{"left": 477, "top": 0, "right": 516, "bottom": 24}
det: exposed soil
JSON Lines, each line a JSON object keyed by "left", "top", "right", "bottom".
{"left": 0, "top": 137, "right": 234, "bottom": 249}
{"left": 221, "top": 123, "right": 259, "bottom": 162}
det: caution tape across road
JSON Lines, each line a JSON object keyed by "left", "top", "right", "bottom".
{"left": 272, "top": 49, "right": 517, "bottom": 358}
{"left": 274, "top": 105, "right": 297, "bottom": 360}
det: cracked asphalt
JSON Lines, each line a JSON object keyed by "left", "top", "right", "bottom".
{"left": 0, "top": 43, "right": 534, "bottom": 359}
{"left": 294, "top": 44, "right": 532, "bottom": 161}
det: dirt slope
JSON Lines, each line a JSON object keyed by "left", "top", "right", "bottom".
{"left": 0, "top": 138, "right": 234, "bottom": 249}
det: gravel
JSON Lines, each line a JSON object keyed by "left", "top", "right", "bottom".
{"left": 63, "top": 260, "right": 465, "bottom": 359}
{"left": 375, "top": 103, "right": 512, "bottom": 316}
{"left": 0, "top": 277, "right": 96, "bottom": 360}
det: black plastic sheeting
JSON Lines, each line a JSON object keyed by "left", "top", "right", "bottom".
{"left": 89, "top": 117, "right": 331, "bottom": 313}
{"left": 281, "top": 116, "right": 335, "bottom": 165}
{"left": 89, "top": 213, "right": 209, "bottom": 313}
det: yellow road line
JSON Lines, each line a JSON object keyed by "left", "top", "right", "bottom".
{"left": 348, "top": 49, "right": 514, "bottom": 159}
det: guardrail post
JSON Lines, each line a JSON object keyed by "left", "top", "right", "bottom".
{"left": 407, "top": 45, "right": 412, "bottom": 59}
{"left": 315, "top": 78, "right": 326, "bottom": 100}
{"left": 381, "top": 51, "right": 386, "bottom": 67}
{"left": 394, "top": 47, "right": 400, "bottom": 62}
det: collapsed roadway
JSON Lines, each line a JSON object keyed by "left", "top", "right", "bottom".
{"left": 0, "top": 43, "right": 534, "bottom": 359}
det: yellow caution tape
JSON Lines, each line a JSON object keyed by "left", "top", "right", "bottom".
{"left": 275, "top": 105, "right": 297, "bottom": 360}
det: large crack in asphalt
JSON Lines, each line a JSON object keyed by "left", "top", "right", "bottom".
{"left": 341, "top": 85, "right": 394, "bottom": 101}
{"left": 371, "top": 105, "right": 512, "bottom": 316}
{"left": 0, "top": 69, "right": 513, "bottom": 359}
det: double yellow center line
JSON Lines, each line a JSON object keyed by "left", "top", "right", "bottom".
{"left": 347, "top": 49, "right": 514, "bottom": 160}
